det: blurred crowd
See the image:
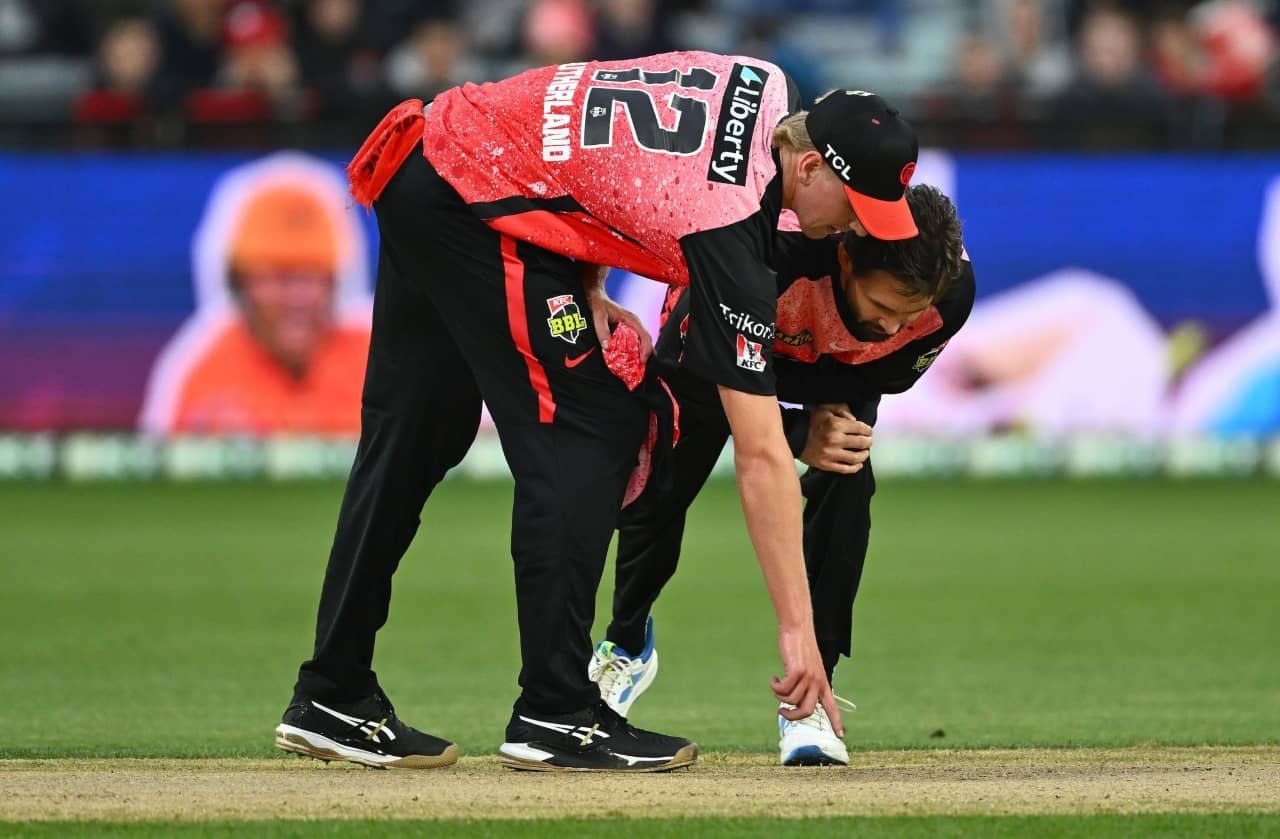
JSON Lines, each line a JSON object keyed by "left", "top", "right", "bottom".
{"left": 0, "top": 0, "right": 1277, "bottom": 148}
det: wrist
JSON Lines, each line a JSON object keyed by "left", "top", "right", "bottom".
{"left": 777, "top": 608, "right": 814, "bottom": 633}
{"left": 581, "top": 263, "right": 608, "bottom": 292}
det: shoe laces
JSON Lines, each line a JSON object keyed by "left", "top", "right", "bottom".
{"left": 590, "top": 643, "right": 639, "bottom": 694}
{"left": 780, "top": 694, "right": 857, "bottom": 732}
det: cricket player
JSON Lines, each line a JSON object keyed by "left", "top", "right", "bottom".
{"left": 275, "top": 51, "right": 920, "bottom": 772}
{"left": 588, "top": 184, "right": 974, "bottom": 765}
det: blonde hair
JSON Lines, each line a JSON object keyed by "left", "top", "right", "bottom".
{"left": 771, "top": 111, "right": 813, "bottom": 150}
{"left": 771, "top": 90, "right": 838, "bottom": 151}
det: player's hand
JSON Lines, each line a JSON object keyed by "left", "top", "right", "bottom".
{"left": 582, "top": 271, "right": 653, "bottom": 359}
{"left": 772, "top": 624, "right": 844, "bottom": 736}
{"left": 798, "top": 404, "right": 873, "bottom": 473}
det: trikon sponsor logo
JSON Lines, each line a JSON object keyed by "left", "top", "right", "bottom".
{"left": 719, "top": 303, "right": 775, "bottom": 341}
{"left": 706, "top": 63, "right": 769, "bottom": 186}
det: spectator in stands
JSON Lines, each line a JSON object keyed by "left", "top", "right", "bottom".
{"left": 75, "top": 16, "right": 160, "bottom": 123}
{"left": 293, "top": 0, "right": 389, "bottom": 119}
{"left": 1189, "top": 0, "right": 1276, "bottom": 102}
{"left": 216, "top": 0, "right": 302, "bottom": 110}
{"left": 139, "top": 152, "right": 373, "bottom": 436}
{"left": 385, "top": 13, "right": 485, "bottom": 101}
{"left": 1053, "top": 4, "right": 1174, "bottom": 142}
{"left": 946, "top": 30, "right": 1016, "bottom": 119}
{"left": 737, "top": 15, "right": 825, "bottom": 105}
{"left": 1149, "top": 5, "right": 1200, "bottom": 96}
{"left": 989, "top": 0, "right": 1072, "bottom": 102}
{"left": 593, "top": 0, "right": 674, "bottom": 60}
{"left": 151, "top": 0, "right": 223, "bottom": 107}
{"left": 522, "top": 0, "right": 595, "bottom": 66}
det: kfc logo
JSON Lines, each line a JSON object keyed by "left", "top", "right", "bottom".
{"left": 736, "top": 333, "right": 765, "bottom": 372}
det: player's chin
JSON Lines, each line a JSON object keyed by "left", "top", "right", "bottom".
{"left": 798, "top": 225, "right": 831, "bottom": 240}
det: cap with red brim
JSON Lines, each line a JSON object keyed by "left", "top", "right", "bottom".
{"left": 805, "top": 90, "right": 920, "bottom": 241}
{"left": 845, "top": 184, "right": 917, "bottom": 240}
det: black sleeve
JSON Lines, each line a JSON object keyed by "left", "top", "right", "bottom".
{"left": 781, "top": 407, "right": 811, "bottom": 457}
{"left": 770, "top": 230, "right": 839, "bottom": 294}
{"left": 678, "top": 216, "right": 779, "bottom": 396}
{"left": 783, "top": 71, "right": 802, "bottom": 112}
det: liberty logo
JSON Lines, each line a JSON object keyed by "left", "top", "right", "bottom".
{"left": 706, "top": 63, "right": 770, "bottom": 186}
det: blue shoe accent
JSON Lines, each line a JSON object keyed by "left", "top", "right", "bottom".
{"left": 590, "top": 617, "right": 660, "bottom": 717}
{"left": 782, "top": 745, "right": 842, "bottom": 766}
{"left": 637, "top": 616, "right": 656, "bottom": 662}
{"left": 600, "top": 616, "right": 656, "bottom": 661}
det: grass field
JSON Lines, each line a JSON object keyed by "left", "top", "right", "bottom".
{"left": 1, "top": 478, "right": 1277, "bottom": 835}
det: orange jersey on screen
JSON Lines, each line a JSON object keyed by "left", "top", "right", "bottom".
{"left": 145, "top": 313, "right": 368, "bottom": 435}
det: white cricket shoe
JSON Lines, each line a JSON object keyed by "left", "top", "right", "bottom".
{"left": 778, "top": 696, "right": 856, "bottom": 766}
{"left": 587, "top": 616, "right": 659, "bottom": 718}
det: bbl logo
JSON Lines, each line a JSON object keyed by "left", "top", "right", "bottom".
{"left": 546, "top": 294, "right": 588, "bottom": 344}
{"left": 912, "top": 340, "right": 949, "bottom": 372}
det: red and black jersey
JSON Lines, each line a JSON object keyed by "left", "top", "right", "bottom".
{"left": 422, "top": 51, "right": 797, "bottom": 395}
{"left": 766, "top": 232, "right": 975, "bottom": 405}
{"left": 656, "top": 230, "right": 976, "bottom": 411}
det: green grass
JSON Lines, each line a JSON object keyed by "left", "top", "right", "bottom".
{"left": 0, "top": 479, "right": 1276, "bottom": 758}
{"left": 4, "top": 815, "right": 1280, "bottom": 838}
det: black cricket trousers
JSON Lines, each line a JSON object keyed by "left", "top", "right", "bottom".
{"left": 293, "top": 146, "right": 649, "bottom": 714}
{"left": 607, "top": 398, "right": 878, "bottom": 684}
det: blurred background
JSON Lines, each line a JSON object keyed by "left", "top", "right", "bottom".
{"left": 2, "top": 0, "right": 1280, "bottom": 479}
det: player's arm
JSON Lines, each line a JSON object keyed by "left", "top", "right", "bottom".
{"left": 579, "top": 262, "right": 653, "bottom": 358}
{"left": 718, "top": 385, "right": 839, "bottom": 724}
{"left": 679, "top": 222, "right": 843, "bottom": 733}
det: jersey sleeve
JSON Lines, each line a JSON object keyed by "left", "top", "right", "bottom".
{"left": 678, "top": 216, "right": 779, "bottom": 396}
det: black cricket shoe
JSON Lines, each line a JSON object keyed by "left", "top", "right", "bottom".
{"left": 499, "top": 700, "right": 697, "bottom": 772}
{"left": 274, "top": 690, "right": 458, "bottom": 769}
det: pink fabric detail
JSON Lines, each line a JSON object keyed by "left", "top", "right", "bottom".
{"left": 605, "top": 321, "right": 680, "bottom": 508}
{"left": 348, "top": 98, "right": 427, "bottom": 209}
{"left": 623, "top": 412, "right": 659, "bottom": 508}
{"left": 777, "top": 209, "right": 802, "bottom": 232}
{"left": 604, "top": 321, "right": 645, "bottom": 391}
{"left": 620, "top": 377, "right": 681, "bottom": 509}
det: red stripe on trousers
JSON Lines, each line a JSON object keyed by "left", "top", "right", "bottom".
{"left": 501, "top": 236, "right": 556, "bottom": 423}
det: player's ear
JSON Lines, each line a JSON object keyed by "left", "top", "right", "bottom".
{"left": 837, "top": 240, "right": 852, "bottom": 274}
{"left": 798, "top": 150, "right": 823, "bottom": 186}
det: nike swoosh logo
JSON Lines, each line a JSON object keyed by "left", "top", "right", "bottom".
{"left": 564, "top": 348, "right": 596, "bottom": 368}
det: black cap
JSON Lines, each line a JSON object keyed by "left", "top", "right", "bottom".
{"left": 805, "top": 90, "right": 919, "bottom": 240}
